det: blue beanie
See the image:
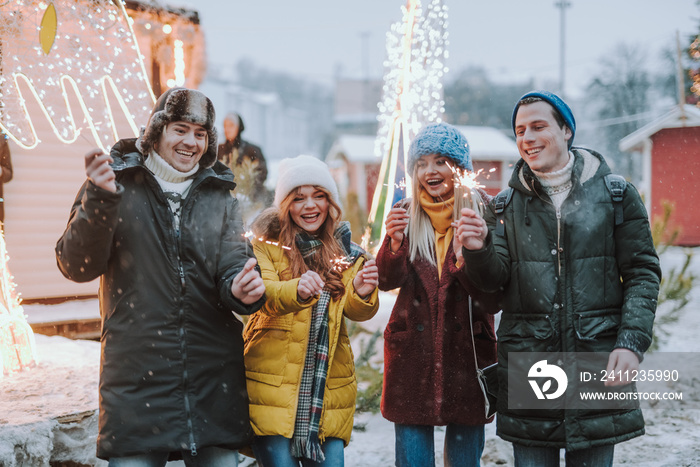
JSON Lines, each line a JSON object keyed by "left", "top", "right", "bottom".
{"left": 511, "top": 90, "right": 576, "bottom": 148}
{"left": 407, "top": 122, "right": 472, "bottom": 173}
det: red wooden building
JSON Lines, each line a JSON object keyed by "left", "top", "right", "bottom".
{"left": 620, "top": 104, "right": 700, "bottom": 246}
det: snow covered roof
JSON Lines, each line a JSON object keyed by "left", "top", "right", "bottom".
{"left": 620, "top": 104, "right": 700, "bottom": 152}
{"left": 124, "top": 1, "right": 200, "bottom": 23}
{"left": 454, "top": 125, "right": 520, "bottom": 162}
{"left": 326, "top": 125, "right": 520, "bottom": 165}
{"left": 326, "top": 135, "right": 378, "bottom": 164}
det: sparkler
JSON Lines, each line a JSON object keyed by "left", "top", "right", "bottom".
{"left": 330, "top": 255, "right": 353, "bottom": 273}
{"left": 244, "top": 231, "right": 292, "bottom": 251}
{"left": 451, "top": 167, "right": 485, "bottom": 222}
{"left": 360, "top": 226, "right": 373, "bottom": 253}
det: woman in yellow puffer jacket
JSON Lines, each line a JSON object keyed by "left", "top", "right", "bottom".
{"left": 244, "top": 155, "right": 379, "bottom": 467}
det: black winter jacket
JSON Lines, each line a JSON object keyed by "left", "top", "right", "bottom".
{"left": 463, "top": 148, "right": 661, "bottom": 450}
{"left": 56, "top": 139, "right": 264, "bottom": 460}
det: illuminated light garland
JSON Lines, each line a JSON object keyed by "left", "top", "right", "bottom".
{"left": 365, "top": 0, "right": 449, "bottom": 250}
{"left": 689, "top": 36, "right": 700, "bottom": 106}
{"left": 169, "top": 39, "right": 186, "bottom": 88}
{"left": 0, "top": 0, "right": 155, "bottom": 151}
{"left": 0, "top": 227, "right": 37, "bottom": 378}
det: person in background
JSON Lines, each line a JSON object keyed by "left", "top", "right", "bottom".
{"left": 377, "top": 123, "right": 499, "bottom": 467}
{"left": 244, "top": 154, "right": 379, "bottom": 467}
{"left": 56, "top": 87, "right": 266, "bottom": 467}
{"left": 0, "top": 133, "right": 14, "bottom": 226}
{"left": 218, "top": 112, "right": 270, "bottom": 204}
{"left": 457, "top": 91, "right": 661, "bottom": 467}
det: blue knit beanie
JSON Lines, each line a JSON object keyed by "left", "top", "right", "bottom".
{"left": 407, "top": 122, "right": 472, "bottom": 173}
{"left": 511, "top": 90, "right": 576, "bottom": 148}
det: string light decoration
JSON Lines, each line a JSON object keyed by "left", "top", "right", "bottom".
{"left": 0, "top": 228, "right": 36, "bottom": 378}
{"left": 0, "top": 0, "right": 156, "bottom": 151}
{"left": 127, "top": 3, "right": 207, "bottom": 94}
{"left": 688, "top": 35, "right": 700, "bottom": 106}
{"left": 364, "top": 0, "right": 449, "bottom": 251}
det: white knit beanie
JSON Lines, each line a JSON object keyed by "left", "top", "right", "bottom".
{"left": 274, "top": 155, "right": 341, "bottom": 208}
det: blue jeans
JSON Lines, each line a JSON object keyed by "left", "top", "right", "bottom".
{"left": 252, "top": 435, "right": 344, "bottom": 467}
{"left": 108, "top": 446, "right": 239, "bottom": 467}
{"left": 513, "top": 443, "right": 614, "bottom": 467}
{"left": 394, "top": 423, "right": 485, "bottom": 467}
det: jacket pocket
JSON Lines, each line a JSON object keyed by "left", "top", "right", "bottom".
{"left": 497, "top": 314, "right": 554, "bottom": 353}
{"left": 574, "top": 309, "right": 621, "bottom": 352}
{"left": 244, "top": 315, "right": 291, "bottom": 386}
{"left": 327, "top": 374, "right": 356, "bottom": 390}
{"left": 246, "top": 370, "right": 284, "bottom": 387}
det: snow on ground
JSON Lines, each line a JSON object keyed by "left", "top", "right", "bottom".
{"left": 3, "top": 247, "right": 699, "bottom": 466}
{"left": 346, "top": 246, "right": 700, "bottom": 466}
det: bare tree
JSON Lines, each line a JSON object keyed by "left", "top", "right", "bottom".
{"left": 584, "top": 43, "right": 651, "bottom": 180}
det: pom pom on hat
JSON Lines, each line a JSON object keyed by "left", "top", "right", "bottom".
{"left": 407, "top": 122, "right": 472, "bottom": 173}
{"left": 136, "top": 87, "right": 218, "bottom": 167}
{"left": 512, "top": 90, "right": 576, "bottom": 148}
{"left": 274, "top": 155, "right": 341, "bottom": 208}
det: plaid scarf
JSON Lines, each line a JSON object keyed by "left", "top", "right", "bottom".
{"left": 291, "top": 222, "right": 359, "bottom": 461}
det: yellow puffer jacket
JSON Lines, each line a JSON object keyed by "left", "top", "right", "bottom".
{"left": 243, "top": 240, "right": 379, "bottom": 445}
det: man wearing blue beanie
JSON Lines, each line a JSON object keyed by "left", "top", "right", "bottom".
{"left": 456, "top": 91, "right": 661, "bottom": 467}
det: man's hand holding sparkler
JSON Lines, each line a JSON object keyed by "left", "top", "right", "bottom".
{"left": 456, "top": 207, "right": 488, "bottom": 251}
{"left": 385, "top": 207, "right": 410, "bottom": 253}
{"left": 353, "top": 259, "right": 378, "bottom": 299}
{"left": 231, "top": 257, "right": 265, "bottom": 304}
{"left": 85, "top": 148, "right": 117, "bottom": 193}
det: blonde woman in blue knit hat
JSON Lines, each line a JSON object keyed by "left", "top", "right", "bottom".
{"left": 243, "top": 155, "right": 379, "bottom": 466}
{"left": 376, "top": 123, "right": 500, "bottom": 466}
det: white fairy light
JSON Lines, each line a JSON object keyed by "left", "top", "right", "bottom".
{"left": 365, "top": 0, "right": 449, "bottom": 248}
{"left": 0, "top": 0, "right": 155, "bottom": 151}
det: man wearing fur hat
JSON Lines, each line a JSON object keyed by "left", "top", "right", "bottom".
{"left": 457, "top": 91, "right": 661, "bottom": 466}
{"left": 56, "top": 87, "right": 266, "bottom": 466}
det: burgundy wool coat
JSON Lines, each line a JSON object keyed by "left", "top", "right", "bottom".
{"left": 377, "top": 214, "right": 499, "bottom": 426}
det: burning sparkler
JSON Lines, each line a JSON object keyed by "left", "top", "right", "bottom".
{"left": 450, "top": 166, "right": 485, "bottom": 222}
{"left": 330, "top": 255, "right": 353, "bottom": 273}
{"left": 244, "top": 231, "right": 292, "bottom": 251}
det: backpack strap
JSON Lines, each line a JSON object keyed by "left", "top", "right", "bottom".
{"left": 604, "top": 174, "right": 627, "bottom": 226}
{"left": 493, "top": 187, "right": 513, "bottom": 236}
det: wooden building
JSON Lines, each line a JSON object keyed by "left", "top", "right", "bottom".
{"left": 619, "top": 104, "right": 700, "bottom": 246}
{"left": 0, "top": 0, "right": 205, "bottom": 300}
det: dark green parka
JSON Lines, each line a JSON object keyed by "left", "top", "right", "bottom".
{"left": 464, "top": 148, "right": 661, "bottom": 450}
{"left": 56, "top": 139, "right": 264, "bottom": 460}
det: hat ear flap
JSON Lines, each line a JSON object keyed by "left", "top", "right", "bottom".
{"left": 200, "top": 127, "right": 218, "bottom": 168}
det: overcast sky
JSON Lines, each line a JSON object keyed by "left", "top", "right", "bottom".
{"left": 173, "top": 0, "right": 698, "bottom": 98}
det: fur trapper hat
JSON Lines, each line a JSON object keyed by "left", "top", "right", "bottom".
{"left": 136, "top": 87, "right": 218, "bottom": 167}
{"left": 407, "top": 122, "right": 472, "bottom": 173}
{"left": 273, "top": 155, "right": 341, "bottom": 209}
{"left": 512, "top": 90, "right": 576, "bottom": 148}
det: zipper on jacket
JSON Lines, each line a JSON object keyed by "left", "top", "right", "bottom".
{"left": 174, "top": 207, "right": 196, "bottom": 457}
{"left": 556, "top": 209, "right": 562, "bottom": 276}
{"left": 179, "top": 264, "right": 186, "bottom": 288}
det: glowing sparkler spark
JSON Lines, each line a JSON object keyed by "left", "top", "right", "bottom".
{"left": 330, "top": 255, "right": 353, "bottom": 272}
{"left": 449, "top": 166, "right": 485, "bottom": 220}
{"left": 245, "top": 231, "right": 292, "bottom": 251}
{"left": 360, "top": 226, "right": 373, "bottom": 253}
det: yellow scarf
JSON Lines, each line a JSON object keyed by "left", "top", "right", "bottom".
{"left": 419, "top": 189, "right": 454, "bottom": 279}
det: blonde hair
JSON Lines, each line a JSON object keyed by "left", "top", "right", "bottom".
{"left": 406, "top": 166, "right": 484, "bottom": 266}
